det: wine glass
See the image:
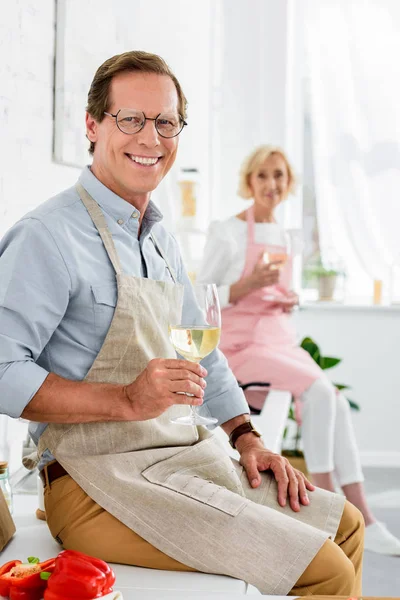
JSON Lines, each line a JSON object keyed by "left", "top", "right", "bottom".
{"left": 263, "top": 230, "right": 291, "bottom": 269}
{"left": 262, "top": 231, "right": 292, "bottom": 301}
{"left": 169, "top": 283, "right": 221, "bottom": 426}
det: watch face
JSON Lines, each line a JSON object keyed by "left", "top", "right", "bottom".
{"left": 229, "top": 421, "right": 262, "bottom": 449}
{"left": 248, "top": 421, "right": 262, "bottom": 437}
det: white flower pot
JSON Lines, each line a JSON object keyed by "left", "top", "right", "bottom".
{"left": 318, "top": 275, "right": 337, "bottom": 301}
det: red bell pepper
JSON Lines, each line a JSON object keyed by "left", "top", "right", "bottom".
{"left": 9, "top": 587, "right": 44, "bottom": 600}
{"left": 0, "top": 557, "right": 55, "bottom": 600}
{"left": 0, "top": 561, "right": 22, "bottom": 596}
{"left": 44, "top": 549, "right": 115, "bottom": 600}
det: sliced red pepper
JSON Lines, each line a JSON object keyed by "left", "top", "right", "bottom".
{"left": 0, "top": 561, "right": 22, "bottom": 577}
{"left": 0, "top": 560, "right": 22, "bottom": 596}
{"left": 0, "top": 558, "right": 55, "bottom": 599}
{"left": 10, "top": 558, "right": 55, "bottom": 589}
{"left": 44, "top": 549, "right": 115, "bottom": 600}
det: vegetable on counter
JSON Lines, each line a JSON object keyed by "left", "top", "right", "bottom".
{"left": 0, "top": 556, "right": 55, "bottom": 600}
{"left": 44, "top": 550, "right": 116, "bottom": 600}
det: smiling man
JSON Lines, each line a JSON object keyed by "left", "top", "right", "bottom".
{"left": 0, "top": 51, "right": 364, "bottom": 596}
{"left": 87, "top": 69, "right": 181, "bottom": 219}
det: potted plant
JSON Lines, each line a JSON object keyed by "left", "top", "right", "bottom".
{"left": 282, "top": 337, "right": 360, "bottom": 475}
{"left": 303, "top": 259, "right": 345, "bottom": 301}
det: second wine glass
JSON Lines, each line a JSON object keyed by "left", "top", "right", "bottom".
{"left": 262, "top": 230, "right": 292, "bottom": 302}
{"left": 169, "top": 283, "right": 221, "bottom": 426}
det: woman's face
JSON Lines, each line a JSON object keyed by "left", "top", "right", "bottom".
{"left": 248, "top": 153, "right": 290, "bottom": 210}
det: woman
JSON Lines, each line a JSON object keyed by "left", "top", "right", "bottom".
{"left": 197, "top": 145, "right": 400, "bottom": 556}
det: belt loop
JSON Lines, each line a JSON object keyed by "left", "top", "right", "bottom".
{"left": 44, "top": 465, "right": 51, "bottom": 490}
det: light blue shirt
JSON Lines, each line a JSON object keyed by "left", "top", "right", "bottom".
{"left": 0, "top": 167, "right": 248, "bottom": 465}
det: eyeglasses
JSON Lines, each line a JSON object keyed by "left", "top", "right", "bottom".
{"left": 103, "top": 109, "right": 187, "bottom": 138}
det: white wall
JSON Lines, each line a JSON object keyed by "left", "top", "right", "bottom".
{"left": 0, "top": 1, "right": 81, "bottom": 237}
{"left": 212, "top": 0, "right": 304, "bottom": 224}
{"left": 0, "top": 0, "right": 300, "bottom": 230}
{"left": 0, "top": 0, "right": 218, "bottom": 235}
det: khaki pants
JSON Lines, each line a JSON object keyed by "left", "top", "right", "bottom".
{"left": 44, "top": 472, "right": 364, "bottom": 596}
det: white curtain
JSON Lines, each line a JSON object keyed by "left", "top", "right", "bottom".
{"left": 304, "top": 0, "right": 400, "bottom": 300}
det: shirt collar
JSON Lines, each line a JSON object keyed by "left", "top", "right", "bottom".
{"left": 78, "top": 166, "right": 164, "bottom": 227}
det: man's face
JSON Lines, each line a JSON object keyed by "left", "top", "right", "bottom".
{"left": 86, "top": 72, "right": 180, "bottom": 203}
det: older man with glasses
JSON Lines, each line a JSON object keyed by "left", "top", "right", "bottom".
{"left": 0, "top": 50, "right": 364, "bottom": 596}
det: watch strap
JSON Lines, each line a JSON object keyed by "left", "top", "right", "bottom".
{"left": 229, "top": 420, "right": 262, "bottom": 449}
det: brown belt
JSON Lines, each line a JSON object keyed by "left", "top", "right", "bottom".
{"left": 39, "top": 461, "right": 68, "bottom": 486}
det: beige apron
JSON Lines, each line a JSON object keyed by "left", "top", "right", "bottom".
{"left": 37, "top": 184, "right": 345, "bottom": 595}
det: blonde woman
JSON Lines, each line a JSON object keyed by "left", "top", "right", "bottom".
{"left": 198, "top": 145, "right": 400, "bottom": 556}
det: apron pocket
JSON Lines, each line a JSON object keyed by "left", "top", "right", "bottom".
{"left": 141, "top": 438, "right": 248, "bottom": 517}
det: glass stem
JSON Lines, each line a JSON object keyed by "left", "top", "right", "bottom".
{"left": 190, "top": 358, "right": 202, "bottom": 422}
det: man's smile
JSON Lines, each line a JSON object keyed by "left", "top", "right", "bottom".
{"left": 125, "top": 153, "right": 162, "bottom": 166}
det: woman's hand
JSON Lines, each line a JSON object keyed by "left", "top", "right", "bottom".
{"left": 229, "top": 251, "right": 283, "bottom": 304}
{"left": 248, "top": 250, "right": 282, "bottom": 290}
{"left": 281, "top": 291, "right": 299, "bottom": 313}
{"left": 236, "top": 435, "right": 315, "bottom": 512}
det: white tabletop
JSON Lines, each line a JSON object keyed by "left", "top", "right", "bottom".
{"left": 8, "top": 493, "right": 297, "bottom": 599}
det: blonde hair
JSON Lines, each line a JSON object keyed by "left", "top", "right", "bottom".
{"left": 238, "top": 145, "right": 296, "bottom": 199}
{"left": 86, "top": 50, "right": 187, "bottom": 155}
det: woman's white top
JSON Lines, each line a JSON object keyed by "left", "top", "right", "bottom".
{"left": 197, "top": 216, "right": 301, "bottom": 309}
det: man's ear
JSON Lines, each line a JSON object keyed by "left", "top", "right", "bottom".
{"left": 86, "top": 112, "right": 98, "bottom": 143}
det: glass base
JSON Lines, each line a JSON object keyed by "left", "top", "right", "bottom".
{"left": 170, "top": 414, "right": 218, "bottom": 426}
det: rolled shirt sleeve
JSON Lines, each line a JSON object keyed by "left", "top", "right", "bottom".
{"left": 0, "top": 218, "right": 71, "bottom": 417}
{"left": 177, "top": 251, "right": 249, "bottom": 426}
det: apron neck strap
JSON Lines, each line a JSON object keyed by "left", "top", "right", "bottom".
{"left": 246, "top": 204, "right": 255, "bottom": 244}
{"left": 76, "top": 183, "right": 123, "bottom": 276}
{"left": 151, "top": 232, "right": 178, "bottom": 284}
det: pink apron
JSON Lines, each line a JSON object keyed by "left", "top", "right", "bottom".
{"left": 220, "top": 206, "right": 322, "bottom": 421}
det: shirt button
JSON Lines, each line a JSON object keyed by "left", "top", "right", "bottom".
{"left": 132, "top": 211, "right": 139, "bottom": 219}
{"left": 117, "top": 219, "right": 124, "bottom": 225}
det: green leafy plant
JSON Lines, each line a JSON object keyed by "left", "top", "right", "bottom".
{"left": 302, "top": 258, "right": 345, "bottom": 286}
{"left": 304, "top": 265, "right": 341, "bottom": 278}
{"left": 300, "top": 337, "right": 360, "bottom": 411}
{"left": 283, "top": 336, "right": 360, "bottom": 456}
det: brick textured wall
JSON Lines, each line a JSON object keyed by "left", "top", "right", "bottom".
{"left": 0, "top": 1, "right": 81, "bottom": 237}
{"left": 0, "top": 0, "right": 217, "bottom": 237}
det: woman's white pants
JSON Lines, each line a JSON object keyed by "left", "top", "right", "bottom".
{"left": 300, "top": 378, "right": 364, "bottom": 486}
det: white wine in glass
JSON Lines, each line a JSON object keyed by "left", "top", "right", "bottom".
{"left": 169, "top": 326, "right": 220, "bottom": 363}
{"left": 263, "top": 250, "right": 288, "bottom": 269}
{"left": 262, "top": 231, "right": 291, "bottom": 300}
{"left": 169, "top": 284, "right": 221, "bottom": 426}
{"left": 263, "top": 230, "right": 291, "bottom": 270}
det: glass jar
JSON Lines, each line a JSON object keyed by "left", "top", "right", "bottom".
{"left": 178, "top": 168, "right": 199, "bottom": 219}
{"left": 175, "top": 168, "right": 206, "bottom": 281}
{"left": 0, "top": 461, "right": 13, "bottom": 514}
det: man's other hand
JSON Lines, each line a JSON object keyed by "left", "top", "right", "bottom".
{"left": 237, "top": 435, "right": 315, "bottom": 512}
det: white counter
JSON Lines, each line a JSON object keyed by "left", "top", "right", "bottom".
{"left": 294, "top": 301, "right": 400, "bottom": 466}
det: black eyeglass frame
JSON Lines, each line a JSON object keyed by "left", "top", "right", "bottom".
{"left": 103, "top": 109, "right": 187, "bottom": 138}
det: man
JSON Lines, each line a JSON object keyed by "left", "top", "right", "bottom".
{"left": 0, "top": 51, "right": 363, "bottom": 596}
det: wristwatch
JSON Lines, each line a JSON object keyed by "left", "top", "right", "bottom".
{"left": 229, "top": 420, "right": 262, "bottom": 449}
